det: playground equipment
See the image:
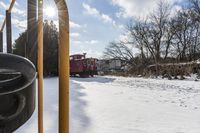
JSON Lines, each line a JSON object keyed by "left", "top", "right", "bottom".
{"left": 0, "top": 0, "right": 70, "bottom": 133}
{"left": 0, "top": 53, "right": 36, "bottom": 132}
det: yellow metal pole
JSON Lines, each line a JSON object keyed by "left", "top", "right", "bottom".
{"left": 54, "top": 0, "right": 70, "bottom": 133}
{"left": 38, "top": 0, "right": 44, "bottom": 133}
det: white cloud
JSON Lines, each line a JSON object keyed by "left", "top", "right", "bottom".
{"left": 72, "top": 41, "right": 82, "bottom": 44}
{"left": 70, "top": 48, "right": 102, "bottom": 58}
{"left": 71, "top": 32, "right": 80, "bottom": 38}
{"left": 118, "top": 24, "right": 124, "bottom": 29}
{"left": 101, "top": 14, "right": 113, "bottom": 23}
{"left": 112, "top": 0, "right": 183, "bottom": 18}
{"left": 14, "top": 1, "right": 19, "bottom": 6}
{"left": 12, "top": 18, "right": 27, "bottom": 31}
{"left": 12, "top": 7, "right": 26, "bottom": 16}
{"left": 0, "top": 1, "right": 25, "bottom": 16}
{"left": 83, "top": 3, "right": 99, "bottom": 16}
{"left": 71, "top": 39, "right": 102, "bottom": 58}
{"left": 85, "top": 40, "right": 99, "bottom": 44}
{"left": 72, "top": 40, "right": 100, "bottom": 45}
{"left": 53, "top": 20, "right": 83, "bottom": 31}
{"left": 82, "top": 3, "right": 116, "bottom": 26}
{"left": 70, "top": 21, "right": 81, "bottom": 29}
{"left": 0, "top": 2, "right": 8, "bottom": 9}
{"left": 84, "top": 49, "right": 102, "bottom": 58}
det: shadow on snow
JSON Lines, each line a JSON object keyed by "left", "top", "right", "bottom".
{"left": 71, "top": 76, "right": 116, "bottom": 83}
{"left": 15, "top": 77, "right": 90, "bottom": 133}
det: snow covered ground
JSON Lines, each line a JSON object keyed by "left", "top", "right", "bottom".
{"left": 15, "top": 76, "right": 200, "bottom": 133}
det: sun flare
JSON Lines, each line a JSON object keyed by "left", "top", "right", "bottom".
{"left": 44, "top": 6, "right": 56, "bottom": 17}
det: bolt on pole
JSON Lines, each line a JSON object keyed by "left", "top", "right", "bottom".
{"left": 54, "top": 0, "right": 70, "bottom": 133}
{"left": 38, "top": 0, "right": 44, "bottom": 133}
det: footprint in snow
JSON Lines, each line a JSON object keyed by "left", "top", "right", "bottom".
{"left": 194, "top": 107, "right": 198, "bottom": 110}
{"left": 171, "top": 101, "right": 175, "bottom": 103}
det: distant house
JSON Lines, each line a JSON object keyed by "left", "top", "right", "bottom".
{"left": 97, "top": 60, "right": 109, "bottom": 71}
{"left": 109, "top": 59, "right": 121, "bottom": 70}
{"left": 97, "top": 59, "right": 122, "bottom": 71}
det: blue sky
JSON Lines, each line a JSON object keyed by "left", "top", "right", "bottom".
{"left": 0, "top": 0, "right": 185, "bottom": 58}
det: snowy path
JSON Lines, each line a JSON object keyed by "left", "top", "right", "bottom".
{"left": 15, "top": 76, "right": 200, "bottom": 133}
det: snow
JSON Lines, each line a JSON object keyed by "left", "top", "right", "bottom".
{"left": 15, "top": 76, "right": 200, "bottom": 133}
{"left": 197, "top": 59, "right": 200, "bottom": 64}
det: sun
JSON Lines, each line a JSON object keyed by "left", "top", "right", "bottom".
{"left": 44, "top": 6, "right": 56, "bottom": 17}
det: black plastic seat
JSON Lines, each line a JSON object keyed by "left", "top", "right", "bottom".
{"left": 0, "top": 53, "right": 36, "bottom": 132}
{"left": 0, "top": 69, "right": 22, "bottom": 88}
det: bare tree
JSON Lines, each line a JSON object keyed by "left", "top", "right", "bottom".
{"left": 122, "top": 1, "right": 172, "bottom": 75}
{"left": 126, "top": 20, "right": 147, "bottom": 62}
{"left": 104, "top": 41, "right": 136, "bottom": 66}
{"left": 189, "top": 0, "right": 200, "bottom": 60}
{"left": 190, "top": 0, "right": 200, "bottom": 16}
{"left": 103, "top": 0, "right": 200, "bottom": 76}
{"left": 171, "top": 8, "right": 200, "bottom": 62}
{"left": 162, "top": 20, "right": 176, "bottom": 60}
{"left": 149, "top": 1, "right": 171, "bottom": 62}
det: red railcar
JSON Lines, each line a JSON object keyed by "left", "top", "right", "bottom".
{"left": 70, "top": 54, "right": 98, "bottom": 77}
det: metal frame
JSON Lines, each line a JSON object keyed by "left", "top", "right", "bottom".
{"left": 54, "top": 0, "right": 70, "bottom": 132}
{"left": 0, "top": 0, "right": 70, "bottom": 132}
{"left": 38, "top": 0, "right": 44, "bottom": 133}
{"left": 0, "top": 0, "right": 16, "bottom": 53}
{"left": 6, "top": 10, "right": 12, "bottom": 53}
{"left": 0, "top": 32, "right": 3, "bottom": 52}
